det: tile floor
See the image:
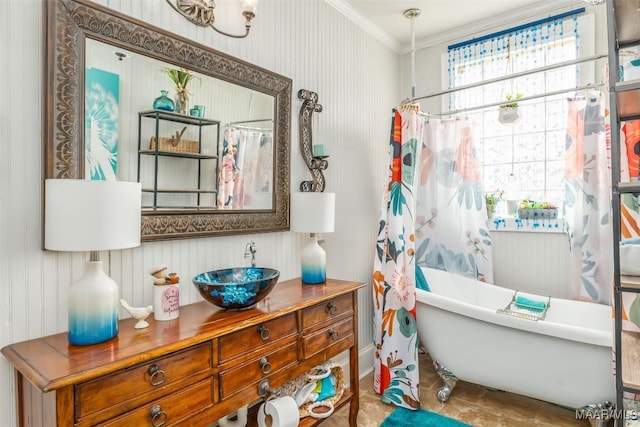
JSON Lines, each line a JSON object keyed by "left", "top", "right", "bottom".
{"left": 320, "top": 351, "right": 598, "bottom": 426}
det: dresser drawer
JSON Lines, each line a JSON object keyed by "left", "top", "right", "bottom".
{"left": 96, "top": 378, "right": 214, "bottom": 426}
{"left": 219, "top": 313, "right": 297, "bottom": 362}
{"left": 219, "top": 340, "right": 298, "bottom": 399}
{"left": 76, "top": 343, "right": 212, "bottom": 420}
{"left": 302, "top": 294, "right": 353, "bottom": 330}
{"left": 303, "top": 316, "right": 354, "bottom": 359}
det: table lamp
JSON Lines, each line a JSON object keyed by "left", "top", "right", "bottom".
{"left": 45, "top": 179, "right": 141, "bottom": 345}
{"left": 291, "top": 192, "right": 335, "bottom": 284}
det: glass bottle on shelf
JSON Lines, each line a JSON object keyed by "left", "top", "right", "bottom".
{"left": 153, "top": 90, "right": 175, "bottom": 111}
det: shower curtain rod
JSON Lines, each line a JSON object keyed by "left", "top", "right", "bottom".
{"left": 436, "top": 82, "right": 605, "bottom": 116}
{"left": 407, "top": 53, "right": 607, "bottom": 103}
{"left": 228, "top": 118, "right": 273, "bottom": 125}
{"left": 226, "top": 124, "right": 273, "bottom": 132}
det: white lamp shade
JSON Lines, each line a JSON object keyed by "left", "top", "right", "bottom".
{"left": 45, "top": 179, "right": 142, "bottom": 251}
{"left": 291, "top": 192, "right": 335, "bottom": 233}
{"left": 242, "top": 0, "right": 258, "bottom": 14}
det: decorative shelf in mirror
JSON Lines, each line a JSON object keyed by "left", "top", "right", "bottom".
{"left": 137, "top": 110, "right": 220, "bottom": 210}
{"left": 43, "top": 0, "right": 291, "bottom": 241}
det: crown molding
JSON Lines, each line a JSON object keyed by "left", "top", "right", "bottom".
{"left": 325, "top": 0, "right": 586, "bottom": 55}
{"left": 323, "top": 0, "right": 400, "bottom": 52}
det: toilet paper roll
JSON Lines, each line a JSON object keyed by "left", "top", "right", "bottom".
{"left": 257, "top": 396, "right": 299, "bottom": 427}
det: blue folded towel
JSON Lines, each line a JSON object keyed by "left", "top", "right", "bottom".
{"left": 514, "top": 296, "right": 547, "bottom": 312}
{"left": 621, "top": 238, "right": 640, "bottom": 245}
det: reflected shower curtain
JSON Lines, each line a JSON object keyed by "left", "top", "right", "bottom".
{"left": 218, "top": 128, "right": 272, "bottom": 209}
{"left": 373, "top": 108, "right": 421, "bottom": 409}
{"left": 564, "top": 96, "right": 613, "bottom": 304}
{"left": 414, "top": 118, "right": 494, "bottom": 283}
{"left": 218, "top": 126, "right": 239, "bottom": 209}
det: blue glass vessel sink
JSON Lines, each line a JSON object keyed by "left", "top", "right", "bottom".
{"left": 192, "top": 267, "right": 280, "bottom": 309}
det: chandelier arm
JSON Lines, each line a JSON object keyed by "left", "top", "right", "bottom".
{"left": 210, "top": 23, "right": 250, "bottom": 38}
{"left": 166, "top": 0, "right": 255, "bottom": 38}
{"left": 165, "top": 0, "right": 215, "bottom": 27}
{"left": 210, "top": 12, "right": 254, "bottom": 39}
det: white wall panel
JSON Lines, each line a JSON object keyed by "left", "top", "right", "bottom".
{"left": 492, "top": 231, "right": 571, "bottom": 299}
{"left": 0, "top": 1, "right": 398, "bottom": 424}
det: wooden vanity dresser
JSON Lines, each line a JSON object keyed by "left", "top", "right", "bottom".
{"left": 1, "top": 278, "right": 365, "bottom": 427}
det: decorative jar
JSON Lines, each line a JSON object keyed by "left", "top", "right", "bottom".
{"left": 153, "top": 282, "right": 180, "bottom": 321}
{"left": 153, "top": 90, "right": 175, "bottom": 111}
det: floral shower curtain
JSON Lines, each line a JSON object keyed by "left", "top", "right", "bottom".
{"left": 372, "top": 108, "right": 421, "bottom": 409}
{"left": 414, "top": 118, "right": 494, "bottom": 283}
{"left": 564, "top": 96, "right": 613, "bottom": 304}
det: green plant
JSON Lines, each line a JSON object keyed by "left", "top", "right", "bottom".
{"left": 163, "top": 67, "right": 196, "bottom": 92}
{"left": 500, "top": 93, "right": 522, "bottom": 109}
{"left": 519, "top": 199, "right": 556, "bottom": 210}
{"left": 485, "top": 190, "right": 504, "bottom": 210}
{"left": 163, "top": 67, "right": 199, "bottom": 114}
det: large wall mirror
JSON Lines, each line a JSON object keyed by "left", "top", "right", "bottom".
{"left": 44, "top": 0, "right": 291, "bottom": 241}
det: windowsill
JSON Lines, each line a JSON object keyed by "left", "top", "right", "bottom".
{"left": 489, "top": 215, "right": 566, "bottom": 233}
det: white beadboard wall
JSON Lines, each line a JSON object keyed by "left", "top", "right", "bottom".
{"left": 0, "top": 1, "right": 397, "bottom": 425}
{"left": 491, "top": 231, "right": 571, "bottom": 299}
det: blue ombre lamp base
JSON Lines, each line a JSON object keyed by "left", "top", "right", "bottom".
{"left": 300, "top": 234, "right": 326, "bottom": 284}
{"left": 68, "top": 260, "right": 119, "bottom": 345}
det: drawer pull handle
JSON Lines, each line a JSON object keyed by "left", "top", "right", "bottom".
{"left": 328, "top": 328, "right": 339, "bottom": 341}
{"left": 260, "top": 357, "right": 272, "bottom": 374}
{"left": 326, "top": 302, "right": 338, "bottom": 315}
{"left": 258, "top": 324, "right": 271, "bottom": 341}
{"left": 150, "top": 405, "right": 168, "bottom": 427}
{"left": 148, "top": 364, "right": 166, "bottom": 386}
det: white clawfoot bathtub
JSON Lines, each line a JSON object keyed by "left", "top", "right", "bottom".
{"left": 416, "top": 267, "right": 615, "bottom": 411}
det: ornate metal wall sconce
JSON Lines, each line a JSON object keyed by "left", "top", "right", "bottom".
{"left": 165, "top": 0, "right": 258, "bottom": 39}
{"left": 298, "top": 89, "right": 328, "bottom": 192}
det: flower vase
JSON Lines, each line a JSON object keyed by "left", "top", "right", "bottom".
{"left": 487, "top": 206, "right": 495, "bottom": 219}
{"left": 175, "top": 91, "right": 189, "bottom": 115}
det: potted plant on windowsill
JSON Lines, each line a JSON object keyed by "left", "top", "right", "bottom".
{"left": 517, "top": 199, "right": 558, "bottom": 220}
{"left": 498, "top": 93, "right": 522, "bottom": 125}
{"left": 485, "top": 190, "right": 504, "bottom": 219}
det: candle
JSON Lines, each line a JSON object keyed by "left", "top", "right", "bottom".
{"left": 312, "top": 144, "right": 327, "bottom": 157}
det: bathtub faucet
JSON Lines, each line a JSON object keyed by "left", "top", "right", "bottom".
{"left": 244, "top": 241, "right": 257, "bottom": 267}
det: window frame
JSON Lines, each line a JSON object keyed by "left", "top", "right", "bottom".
{"left": 439, "top": 14, "right": 596, "bottom": 224}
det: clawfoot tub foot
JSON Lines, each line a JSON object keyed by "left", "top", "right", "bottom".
{"left": 577, "top": 401, "right": 615, "bottom": 427}
{"left": 433, "top": 360, "right": 458, "bottom": 403}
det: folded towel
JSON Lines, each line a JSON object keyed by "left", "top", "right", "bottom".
{"left": 514, "top": 296, "right": 547, "bottom": 312}
{"left": 621, "top": 238, "right": 640, "bottom": 245}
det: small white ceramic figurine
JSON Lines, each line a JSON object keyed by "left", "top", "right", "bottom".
{"left": 120, "top": 299, "right": 153, "bottom": 329}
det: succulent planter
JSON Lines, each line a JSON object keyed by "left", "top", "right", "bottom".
{"left": 517, "top": 208, "right": 558, "bottom": 220}
{"left": 498, "top": 107, "right": 520, "bottom": 125}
